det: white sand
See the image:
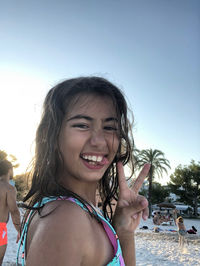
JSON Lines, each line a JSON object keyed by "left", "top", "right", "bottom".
{"left": 136, "top": 218, "right": 200, "bottom": 266}
{"left": 3, "top": 213, "right": 200, "bottom": 265}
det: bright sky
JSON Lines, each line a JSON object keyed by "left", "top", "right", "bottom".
{"left": 0, "top": 0, "right": 199, "bottom": 184}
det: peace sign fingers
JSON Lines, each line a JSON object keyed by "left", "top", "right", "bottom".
{"left": 114, "top": 162, "right": 150, "bottom": 235}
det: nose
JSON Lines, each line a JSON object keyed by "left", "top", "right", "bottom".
{"left": 90, "top": 129, "right": 107, "bottom": 147}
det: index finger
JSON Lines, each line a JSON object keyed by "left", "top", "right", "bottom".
{"left": 117, "top": 161, "right": 128, "bottom": 192}
{"left": 132, "top": 164, "right": 150, "bottom": 194}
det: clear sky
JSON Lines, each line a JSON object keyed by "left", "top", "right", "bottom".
{"left": 0, "top": 0, "right": 199, "bottom": 184}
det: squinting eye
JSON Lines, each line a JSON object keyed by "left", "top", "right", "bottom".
{"left": 104, "top": 126, "right": 117, "bottom": 131}
{"left": 72, "top": 124, "right": 89, "bottom": 129}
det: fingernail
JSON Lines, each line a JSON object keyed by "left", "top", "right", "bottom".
{"left": 141, "top": 199, "right": 148, "bottom": 207}
{"left": 143, "top": 215, "right": 148, "bottom": 220}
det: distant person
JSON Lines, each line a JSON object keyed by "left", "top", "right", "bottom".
{"left": 153, "top": 212, "right": 161, "bottom": 225}
{"left": 152, "top": 210, "right": 157, "bottom": 217}
{"left": 176, "top": 216, "right": 187, "bottom": 248}
{"left": 168, "top": 214, "right": 173, "bottom": 225}
{"left": 187, "top": 225, "right": 197, "bottom": 234}
{"left": 0, "top": 160, "right": 21, "bottom": 265}
{"left": 173, "top": 208, "right": 178, "bottom": 223}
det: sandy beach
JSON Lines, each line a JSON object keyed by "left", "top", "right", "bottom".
{"left": 3, "top": 212, "right": 200, "bottom": 265}
{"left": 136, "top": 218, "right": 200, "bottom": 266}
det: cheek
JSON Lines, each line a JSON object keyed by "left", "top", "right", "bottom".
{"left": 59, "top": 130, "right": 84, "bottom": 157}
{"left": 109, "top": 135, "right": 120, "bottom": 154}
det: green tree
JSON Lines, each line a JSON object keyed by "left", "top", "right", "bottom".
{"left": 168, "top": 160, "right": 200, "bottom": 216}
{"left": 135, "top": 149, "right": 171, "bottom": 217}
{"left": 14, "top": 174, "right": 30, "bottom": 201}
{"left": 151, "top": 182, "right": 170, "bottom": 205}
{"left": 140, "top": 182, "right": 170, "bottom": 205}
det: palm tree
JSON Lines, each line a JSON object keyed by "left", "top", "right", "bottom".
{"left": 135, "top": 149, "right": 171, "bottom": 217}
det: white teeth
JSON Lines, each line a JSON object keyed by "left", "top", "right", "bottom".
{"left": 88, "top": 161, "right": 96, "bottom": 165}
{"left": 82, "top": 154, "right": 103, "bottom": 162}
{"left": 92, "top": 156, "right": 96, "bottom": 161}
{"left": 97, "top": 156, "right": 102, "bottom": 162}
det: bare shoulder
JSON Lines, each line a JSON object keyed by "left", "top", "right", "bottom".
{"left": 0, "top": 181, "right": 15, "bottom": 195}
{"left": 6, "top": 183, "right": 17, "bottom": 198}
{"left": 27, "top": 200, "right": 95, "bottom": 265}
{"left": 39, "top": 199, "right": 93, "bottom": 228}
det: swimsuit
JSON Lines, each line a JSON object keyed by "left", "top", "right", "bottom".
{"left": 0, "top": 222, "right": 7, "bottom": 246}
{"left": 17, "top": 196, "right": 125, "bottom": 266}
{"left": 178, "top": 229, "right": 187, "bottom": 236}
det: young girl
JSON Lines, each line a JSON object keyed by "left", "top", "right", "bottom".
{"left": 17, "top": 77, "right": 150, "bottom": 266}
{"left": 176, "top": 216, "right": 187, "bottom": 248}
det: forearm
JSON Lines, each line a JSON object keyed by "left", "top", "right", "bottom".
{"left": 11, "top": 209, "right": 21, "bottom": 232}
{"left": 118, "top": 233, "right": 136, "bottom": 266}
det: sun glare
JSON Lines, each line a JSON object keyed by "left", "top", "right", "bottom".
{"left": 0, "top": 69, "right": 48, "bottom": 175}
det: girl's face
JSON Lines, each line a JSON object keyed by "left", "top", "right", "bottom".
{"left": 58, "top": 94, "right": 120, "bottom": 187}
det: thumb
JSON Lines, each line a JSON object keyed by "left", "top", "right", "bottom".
{"left": 126, "top": 197, "right": 148, "bottom": 215}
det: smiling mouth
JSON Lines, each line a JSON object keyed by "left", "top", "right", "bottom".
{"left": 80, "top": 154, "right": 109, "bottom": 166}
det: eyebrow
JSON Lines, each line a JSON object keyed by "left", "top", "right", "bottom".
{"left": 67, "top": 114, "right": 118, "bottom": 123}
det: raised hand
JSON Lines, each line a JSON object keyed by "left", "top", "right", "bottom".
{"left": 112, "top": 162, "right": 150, "bottom": 235}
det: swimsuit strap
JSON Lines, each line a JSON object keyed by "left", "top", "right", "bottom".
{"left": 65, "top": 197, "right": 118, "bottom": 252}
{"left": 17, "top": 196, "right": 124, "bottom": 266}
{"left": 16, "top": 197, "right": 59, "bottom": 266}
{"left": 62, "top": 197, "right": 124, "bottom": 265}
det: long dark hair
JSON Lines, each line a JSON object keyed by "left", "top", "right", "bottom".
{"left": 23, "top": 76, "right": 134, "bottom": 222}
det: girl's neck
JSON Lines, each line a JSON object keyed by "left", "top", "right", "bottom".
{"left": 60, "top": 179, "right": 98, "bottom": 205}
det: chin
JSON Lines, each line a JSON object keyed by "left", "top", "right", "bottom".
{"left": 82, "top": 171, "right": 105, "bottom": 182}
